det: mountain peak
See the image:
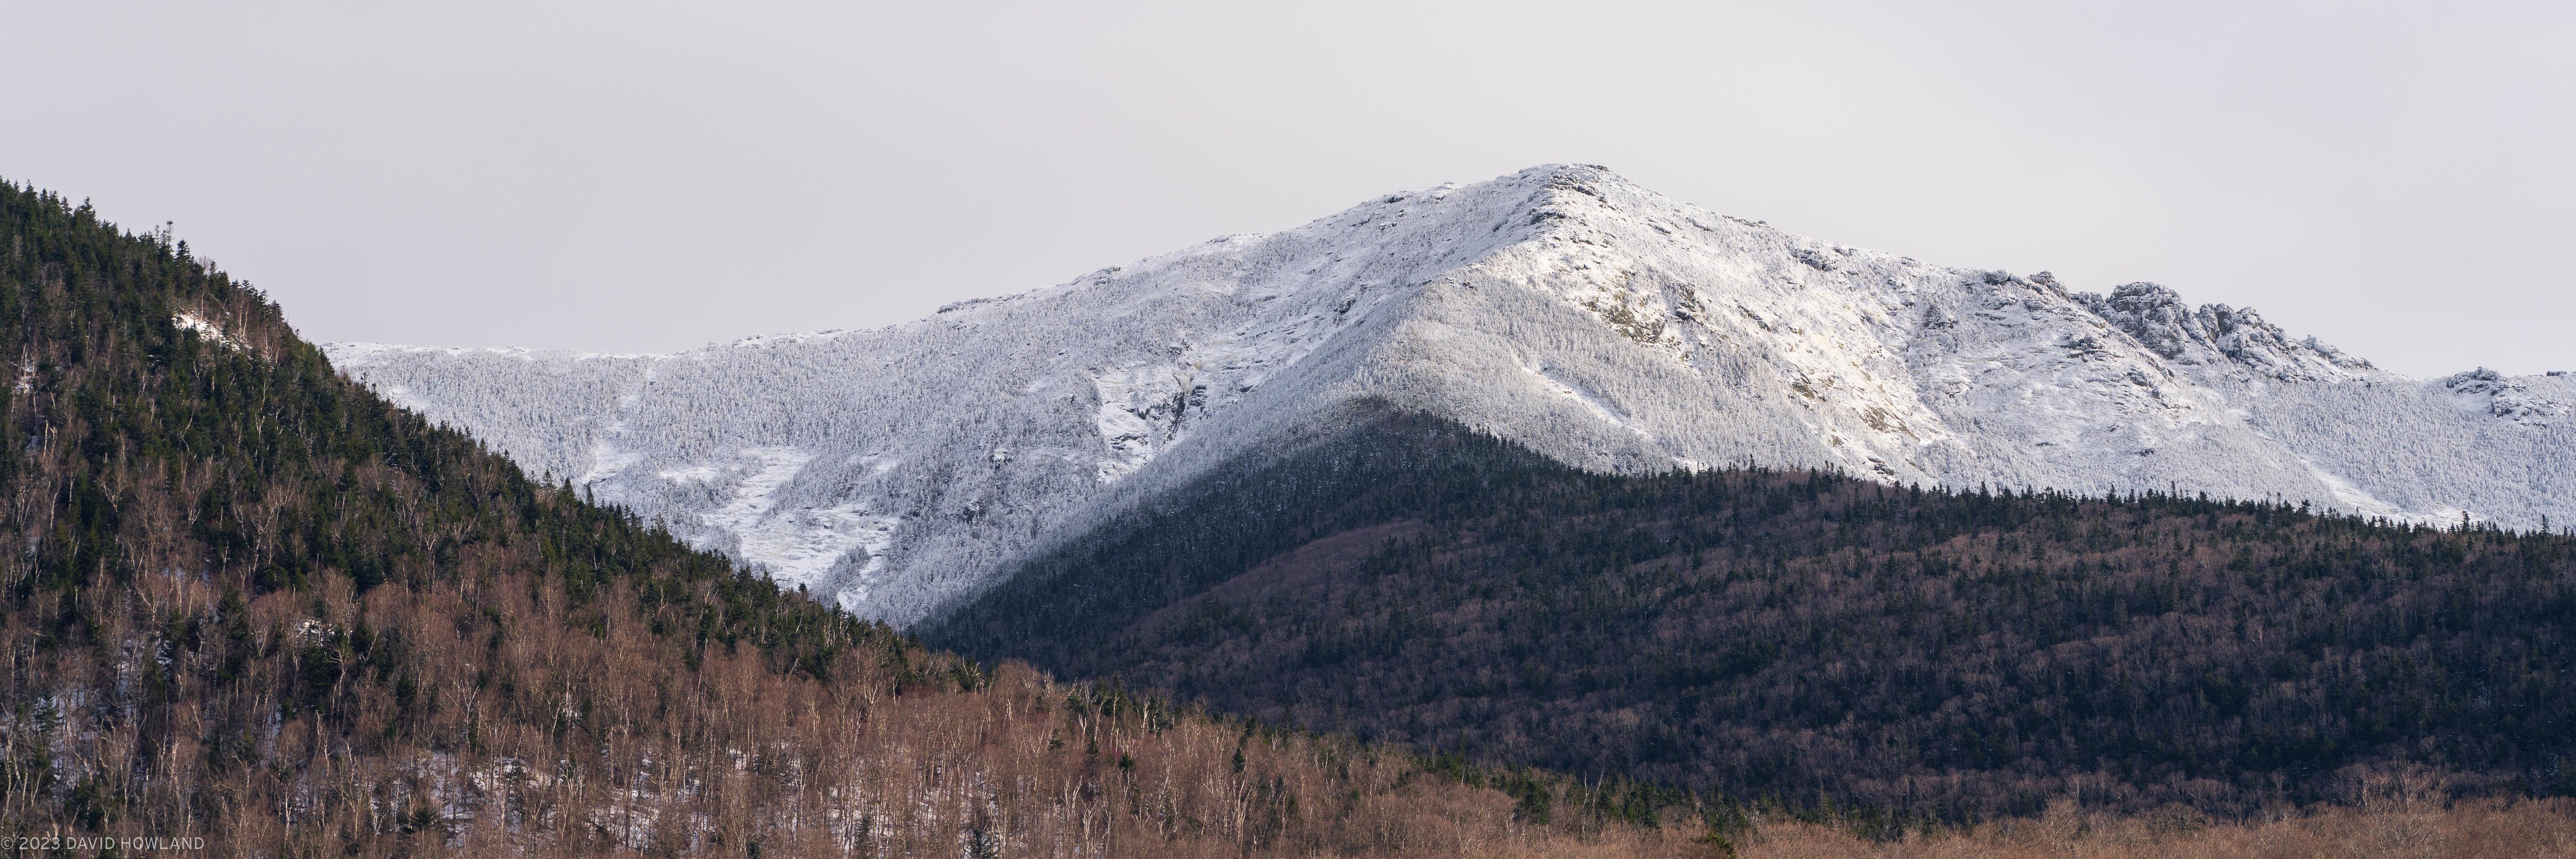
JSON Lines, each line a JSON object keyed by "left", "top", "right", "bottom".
{"left": 327, "top": 166, "right": 2571, "bottom": 621}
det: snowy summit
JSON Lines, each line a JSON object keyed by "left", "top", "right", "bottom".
{"left": 326, "top": 165, "right": 2576, "bottom": 622}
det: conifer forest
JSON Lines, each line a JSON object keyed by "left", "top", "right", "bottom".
{"left": 2, "top": 180, "right": 2571, "bottom": 857}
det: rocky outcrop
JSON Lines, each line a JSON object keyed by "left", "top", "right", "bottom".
{"left": 2077, "top": 283, "right": 2374, "bottom": 382}
{"left": 2445, "top": 367, "right": 2569, "bottom": 425}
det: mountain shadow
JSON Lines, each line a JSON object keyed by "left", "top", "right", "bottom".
{"left": 924, "top": 405, "right": 2576, "bottom": 821}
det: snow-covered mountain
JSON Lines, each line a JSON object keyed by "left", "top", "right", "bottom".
{"left": 325, "top": 165, "right": 2576, "bottom": 623}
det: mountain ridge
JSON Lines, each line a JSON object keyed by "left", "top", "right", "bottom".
{"left": 325, "top": 164, "right": 2576, "bottom": 622}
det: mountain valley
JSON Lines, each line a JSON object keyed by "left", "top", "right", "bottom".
{"left": 4, "top": 170, "right": 2572, "bottom": 856}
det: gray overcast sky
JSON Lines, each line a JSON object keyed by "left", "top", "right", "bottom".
{"left": 2, "top": 2, "right": 2568, "bottom": 376}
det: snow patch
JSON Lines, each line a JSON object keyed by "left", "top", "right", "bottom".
{"left": 692, "top": 447, "right": 897, "bottom": 594}
{"left": 173, "top": 313, "right": 243, "bottom": 350}
{"left": 2288, "top": 454, "right": 2406, "bottom": 521}
{"left": 1521, "top": 357, "right": 1641, "bottom": 436}
{"left": 657, "top": 464, "right": 722, "bottom": 484}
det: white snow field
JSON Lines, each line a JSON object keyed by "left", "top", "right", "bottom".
{"left": 326, "top": 165, "right": 2575, "bottom": 623}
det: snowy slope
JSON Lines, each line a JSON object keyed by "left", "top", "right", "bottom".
{"left": 326, "top": 165, "right": 2575, "bottom": 622}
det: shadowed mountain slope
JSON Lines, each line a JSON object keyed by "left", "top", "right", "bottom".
{"left": 925, "top": 407, "right": 2576, "bottom": 821}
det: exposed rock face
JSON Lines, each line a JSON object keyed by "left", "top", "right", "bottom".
{"left": 2077, "top": 283, "right": 2374, "bottom": 382}
{"left": 326, "top": 165, "right": 2576, "bottom": 623}
{"left": 2445, "top": 368, "right": 2570, "bottom": 425}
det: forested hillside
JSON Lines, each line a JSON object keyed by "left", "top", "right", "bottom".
{"left": 0, "top": 182, "right": 1726, "bottom": 857}
{"left": 12, "top": 175, "right": 2571, "bottom": 857}
{"left": 928, "top": 408, "right": 2576, "bottom": 821}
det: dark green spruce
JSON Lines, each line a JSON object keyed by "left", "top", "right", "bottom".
{"left": 0, "top": 181, "right": 909, "bottom": 846}
{"left": 927, "top": 407, "right": 2576, "bottom": 820}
